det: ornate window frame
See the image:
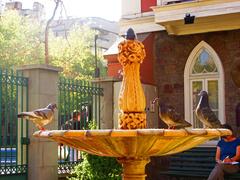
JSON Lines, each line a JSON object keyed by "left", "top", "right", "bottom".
{"left": 184, "top": 41, "right": 225, "bottom": 141}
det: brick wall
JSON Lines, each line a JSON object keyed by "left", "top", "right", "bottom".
{"left": 153, "top": 29, "right": 240, "bottom": 132}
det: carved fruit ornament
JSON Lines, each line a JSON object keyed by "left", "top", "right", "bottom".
{"left": 118, "top": 29, "right": 146, "bottom": 129}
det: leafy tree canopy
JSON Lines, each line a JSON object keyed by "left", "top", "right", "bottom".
{"left": 0, "top": 11, "right": 44, "bottom": 68}
{"left": 50, "top": 25, "right": 97, "bottom": 80}
{"left": 0, "top": 10, "right": 106, "bottom": 80}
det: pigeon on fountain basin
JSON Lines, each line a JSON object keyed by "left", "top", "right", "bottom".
{"left": 195, "top": 90, "right": 222, "bottom": 128}
{"left": 17, "top": 103, "right": 57, "bottom": 131}
{"left": 152, "top": 98, "right": 192, "bottom": 129}
{"left": 159, "top": 103, "right": 192, "bottom": 129}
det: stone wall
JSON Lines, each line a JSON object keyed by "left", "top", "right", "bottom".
{"left": 153, "top": 29, "right": 240, "bottom": 132}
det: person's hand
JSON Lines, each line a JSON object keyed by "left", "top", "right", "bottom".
{"left": 216, "top": 160, "right": 223, "bottom": 164}
{"left": 223, "top": 156, "right": 232, "bottom": 163}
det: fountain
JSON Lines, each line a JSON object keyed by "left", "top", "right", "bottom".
{"left": 34, "top": 28, "right": 231, "bottom": 180}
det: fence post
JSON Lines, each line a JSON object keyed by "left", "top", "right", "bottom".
{"left": 17, "top": 64, "right": 62, "bottom": 180}
{"left": 92, "top": 77, "right": 119, "bottom": 129}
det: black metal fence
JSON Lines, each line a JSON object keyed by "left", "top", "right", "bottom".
{"left": 57, "top": 77, "right": 103, "bottom": 174}
{"left": 0, "top": 68, "right": 28, "bottom": 180}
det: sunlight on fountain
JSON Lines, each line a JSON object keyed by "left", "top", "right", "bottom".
{"left": 34, "top": 28, "right": 231, "bottom": 180}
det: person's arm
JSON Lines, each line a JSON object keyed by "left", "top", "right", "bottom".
{"left": 215, "top": 146, "right": 222, "bottom": 163}
{"left": 229, "top": 145, "right": 240, "bottom": 162}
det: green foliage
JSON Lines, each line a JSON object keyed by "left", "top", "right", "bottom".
{"left": 0, "top": 11, "right": 107, "bottom": 80}
{"left": 87, "top": 120, "right": 98, "bottom": 130}
{"left": 0, "top": 10, "right": 44, "bottom": 67}
{"left": 68, "top": 121, "right": 122, "bottom": 180}
{"left": 49, "top": 25, "right": 106, "bottom": 80}
{"left": 69, "top": 153, "right": 122, "bottom": 180}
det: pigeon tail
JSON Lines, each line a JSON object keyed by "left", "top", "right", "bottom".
{"left": 17, "top": 112, "right": 39, "bottom": 119}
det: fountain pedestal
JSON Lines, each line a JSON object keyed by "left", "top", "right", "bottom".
{"left": 118, "top": 157, "right": 150, "bottom": 180}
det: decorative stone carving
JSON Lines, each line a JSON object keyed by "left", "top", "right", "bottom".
{"left": 117, "top": 33, "right": 146, "bottom": 129}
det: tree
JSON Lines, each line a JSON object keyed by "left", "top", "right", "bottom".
{"left": 0, "top": 10, "right": 106, "bottom": 80}
{"left": 0, "top": 10, "right": 44, "bottom": 68}
{"left": 49, "top": 25, "right": 105, "bottom": 80}
{"left": 45, "top": 0, "right": 61, "bottom": 64}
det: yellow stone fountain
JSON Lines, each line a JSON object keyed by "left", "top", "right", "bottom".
{"left": 34, "top": 28, "right": 231, "bottom": 180}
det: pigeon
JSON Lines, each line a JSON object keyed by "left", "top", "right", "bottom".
{"left": 195, "top": 90, "right": 222, "bottom": 128}
{"left": 152, "top": 98, "right": 192, "bottom": 129}
{"left": 17, "top": 103, "right": 57, "bottom": 130}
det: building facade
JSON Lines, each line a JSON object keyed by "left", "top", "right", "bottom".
{"left": 50, "top": 17, "right": 119, "bottom": 54}
{"left": 103, "top": 1, "right": 240, "bottom": 178}
{"left": 4, "top": 1, "right": 45, "bottom": 21}
{"left": 105, "top": 0, "right": 240, "bottom": 134}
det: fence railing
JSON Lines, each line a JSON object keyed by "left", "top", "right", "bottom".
{"left": 57, "top": 77, "right": 103, "bottom": 174}
{"left": 0, "top": 68, "right": 28, "bottom": 178}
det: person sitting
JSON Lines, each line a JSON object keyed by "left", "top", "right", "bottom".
{"left": 208, "top": 124, "right": 240, "bottom": 180}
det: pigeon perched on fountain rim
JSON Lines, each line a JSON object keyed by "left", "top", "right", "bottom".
{"left": 17, "top": 103, "right": 57, "bottom": 131}
{"left": 152, "top": 98, "right": 192, "bottom": 129}
{"left": 195, "top": 90, "right": 222, "bottom": 128}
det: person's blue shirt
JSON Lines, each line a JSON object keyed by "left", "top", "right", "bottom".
{"left": 217, "top": 137, "right": 240, "bottom": 161}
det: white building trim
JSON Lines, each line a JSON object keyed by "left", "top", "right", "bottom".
{"left": 184, "top": 41, "right": 225, "bottom": 126}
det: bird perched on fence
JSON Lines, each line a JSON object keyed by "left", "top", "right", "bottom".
{"left": 152, "top": 98, "right": 192, "bottom": 129}
{"left": 17, "top": 103, "right": 57, "bottom": 131}
{"left": 195, "top": 90, "right": 222, "bottom": 128}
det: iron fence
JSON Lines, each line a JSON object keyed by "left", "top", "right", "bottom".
{"left": 58, "top": 77, "right": 103, "bottom": 174}
{"left": 0, "top": 68, "right": 28, "bottom": 179}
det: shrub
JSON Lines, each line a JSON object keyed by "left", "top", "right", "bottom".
{"left": 68, "top": 121, "right": 122, "bottom": 180}
{"left": 68, "top": 152, "right": 122, "bottom": 180}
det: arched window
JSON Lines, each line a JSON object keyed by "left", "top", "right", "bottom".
{"left": 184, "top": 41, "right": 225, "bottom": 128}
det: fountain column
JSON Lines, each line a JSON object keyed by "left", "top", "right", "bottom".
{"left": 118, "top": 28, "right": 146, "bottom": 129}
{"left": 118, "top": 158, "right": 150, "bottom": 180}
{"left": 117, "top": 28, "right": 149, "bottom": 179}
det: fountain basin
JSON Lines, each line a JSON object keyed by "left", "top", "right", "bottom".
{"left": 34, "top": 128, "right": 231, "bottom": 180}
{"left": 34, "top": 128, "right": 231, "bottom": 158}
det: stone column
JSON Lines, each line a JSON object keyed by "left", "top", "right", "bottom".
{"left": 92, "top": 77, "right": 119, "bottom": 129}
{"left": 17, "top": 64, "right": 62, "bottom": 180}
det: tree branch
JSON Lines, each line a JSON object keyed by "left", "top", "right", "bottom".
{"left": 44, "top": 0, "right": 61, "bottom": 64}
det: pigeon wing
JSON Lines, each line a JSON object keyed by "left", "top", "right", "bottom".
{"left": 18, "top": 111, "right": 42, "bottom": 119}
{"left": 197, "top": 107, "right": 221, "bottom": 128}
{"left": 167, "top": 107, "right": 191, "bottom": 128}
{"left": 33, "top": 108, "right": 53, "bottom": 119}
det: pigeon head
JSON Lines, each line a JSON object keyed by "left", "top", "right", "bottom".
{"left": 47, "top": 103, "right": 57, "bottom": 111}
{"left": 126, "top": 28, "right": 136, "bottom": 40}
{"left": 198, "top": 90, "right": 208, "bottom": 97}
{"left": 198, "top": 90, "right": 210, "bottom": 108}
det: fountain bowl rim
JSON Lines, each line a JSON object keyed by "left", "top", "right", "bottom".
{"left": 34, "top": 128, "right": 231, "bottom": 138}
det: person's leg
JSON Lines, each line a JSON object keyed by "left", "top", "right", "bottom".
{"left": 223, "top": 164, "right": 240, "bottom": 174}
{"left": 208, "top": 163, "right": 224, "bottom": 180}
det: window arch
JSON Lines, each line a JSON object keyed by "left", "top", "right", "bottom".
{"left": 184, "top": 41, "right": 225, "bottom": 128}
